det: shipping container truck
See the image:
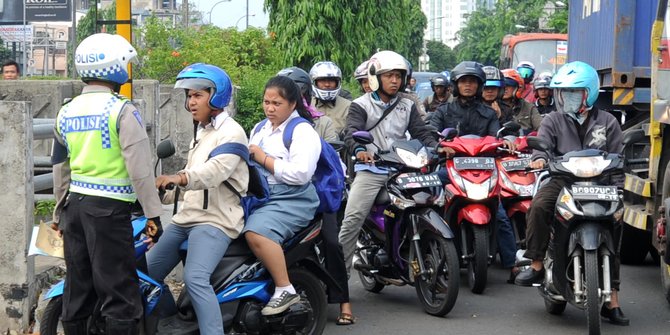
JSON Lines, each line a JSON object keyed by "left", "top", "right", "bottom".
{"left": 570, "top": 0, "right": 670, "bottom": 303}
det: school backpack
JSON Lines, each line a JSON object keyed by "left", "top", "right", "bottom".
{"left": 208, "top": 142, "right": 270, "bottom": 220}
{"left": 253, "top": 117, "right": 345, "bottom": 213}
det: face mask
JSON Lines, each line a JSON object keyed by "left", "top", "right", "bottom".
{"left": 559, "top": 90, "right": 585, "bottom": 114}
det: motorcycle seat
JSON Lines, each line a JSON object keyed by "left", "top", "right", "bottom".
{"left": 374, "top": 189, "right": 390, "bottom": 205}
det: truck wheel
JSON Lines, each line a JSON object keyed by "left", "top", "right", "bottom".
{"left": 620, "top": 223, "right": 650, "bottom": 264}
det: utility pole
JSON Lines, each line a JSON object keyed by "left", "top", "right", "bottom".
{"left": 246, "top": 0, "right": 249, "bottom": 29}
{"left": 183, "top": 0, "right": 189, "bottom": 27}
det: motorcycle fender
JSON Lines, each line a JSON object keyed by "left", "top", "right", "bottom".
{"left": 298, "top": 258, "right": 344, "bottom": 295}
{"left": 409, "top": 208, "right": 455, "bottom": 239}
{"left": 458, "top": 204, "right": 491, "bottom": 225}
{"left": 43, "top": 280, "right": 64, "bottom": 300}
{"left": 507, "top": 200, "right": 531, "bottom": 217}
{"left": 568, "top": 223, "right": 615, "bottom": 254}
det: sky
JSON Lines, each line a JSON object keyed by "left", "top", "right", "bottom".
{"left": 193, "top": 0, "right": 270, "bottom": 30}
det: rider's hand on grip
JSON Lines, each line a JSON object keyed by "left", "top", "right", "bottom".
{"left": 356, "top": 151, "right": 375, "bottom": 165}
{"left": 437, "top": 146, "right": 456, "bottom": 159}
{"left": 146, "top": 217, "right": 163, "bottom": 244}
{"left": 528, "top": 159, "right": 546, "bottom": 170}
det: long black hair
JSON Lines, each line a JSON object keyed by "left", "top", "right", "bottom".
{"left": 264, "top": 75, "right": 313, "bottom": 124}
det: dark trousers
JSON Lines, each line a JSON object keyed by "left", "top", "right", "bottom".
{"left": 524, "top": 179, "right": 621, "bottom": 290}
{"left": 321, "top": 212, "right": 350, "bottom": 304}
{"left": 60, "top": 193, "right": 142, "bottom": 323}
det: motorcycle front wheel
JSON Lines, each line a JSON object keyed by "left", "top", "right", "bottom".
{"left": 414, "top": 233, "right": 460, "bottom": 316}
{"left": 584, "top": 250, "right": 602, "bottom": 335}
{"left": 467, "top": 225, "right": 489, "bottom": 294}
{"left": 40, "top": 296, "right": 63, "bottom": 335}
{"left": 289, "top": 268, "right": 327, "bottom": 335}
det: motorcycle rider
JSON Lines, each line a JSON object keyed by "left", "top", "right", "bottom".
{"left": 310, "top": 61, "right": 351, "bottom": 135}
{"left": 517, "top": 61, "right": 536, "bottom": 103}
{"left": 339, "top": 50, "right": 437, "bottom": 280}
{"left": 278, "top": 66, "right": 339, "bottom": 142}
{"left": 51, "top": 33, "right": 163, "bottom": 334}
{"left": 354, "top": 60, "right": 372, "bottom": 94}
{"left": 501, "top": 69, "right": 543, "bottom": 134}
{"left": 422, "top": 74, "right": 452, "bottom": 116}
{"left": 533, "top": 72, "right": 556, "bottom": 115}
{"left": 148, "top": 63, "right": 249, "bottom": 335}
{"left": 481, "top": 65, "right": 507, "bottom": 122}
{"left": 430, "top": 62, "right": 519, "bottom": 282}
{"left": 514, "top": 61, "right": 629, "bottom": 326}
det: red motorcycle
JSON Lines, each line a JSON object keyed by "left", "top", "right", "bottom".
{"left": 497, "top": 136, "right": 536, "bottom": 250}
{"left": 439, "top": 133, "right": 505, "bottom": 294}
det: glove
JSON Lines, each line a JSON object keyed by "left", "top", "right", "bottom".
{"left": 146, "top": 217, "right": 163, "bottom": 244}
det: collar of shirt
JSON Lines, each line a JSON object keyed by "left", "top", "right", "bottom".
{"left": 370, "top": 93, "right": 397, "bottom": 109}
{"left": 198, "top": 111, "right": 230, "bottom": 131}
{"left": 82, "top": 84, "right": 113, "bottom": 94}
{"left": 251, "top": 110, "right": 300, "bottom": 146}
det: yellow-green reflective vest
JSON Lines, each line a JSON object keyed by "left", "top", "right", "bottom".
{"left": 56, "top": 92, "right": 136, "bottom": 202}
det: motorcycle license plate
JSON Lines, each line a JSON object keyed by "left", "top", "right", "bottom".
{"left": 396, "top": 173, "right": 442, "bottom": 189}
{"left": 571, "top": 185, "right": 619, "bottom": 201}
{"left": 501, "top": 158, "right": 531, "bottom": 172}
{"left": 453, "top": 157, "right": 495, "bottom": 170}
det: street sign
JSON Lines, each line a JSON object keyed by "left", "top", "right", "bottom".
{"left": 0, "top": 25, "right": 34, "bottom": 42}
{"left": 55, "top": 41, "right": 66, "bottom": 49}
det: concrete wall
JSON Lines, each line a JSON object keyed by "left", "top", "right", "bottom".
{"left": 0, "top": 101, "right": 34, "bottom": 332}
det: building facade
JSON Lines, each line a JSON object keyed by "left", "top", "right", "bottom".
{"left": 421, "top": 0, "right": 495, "bottom": 48}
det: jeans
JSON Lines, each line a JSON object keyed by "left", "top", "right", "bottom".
{"left": 496, "top": 202, "right": 517, "bottom": 268}
{"left": 147, "top": 224, "right": 231, "bottom": 335}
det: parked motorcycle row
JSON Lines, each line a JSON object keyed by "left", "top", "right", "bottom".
{"left": 40, "top": 125, "right": 643, "bottom": 335}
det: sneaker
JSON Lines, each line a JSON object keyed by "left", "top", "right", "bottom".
{"left": 261, "top": 291, "right": 301, "bottom": 316}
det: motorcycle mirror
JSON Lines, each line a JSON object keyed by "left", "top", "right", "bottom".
{"left": 622, "top": 129, "right": 646, "bottom": 146}
{"left": 157, "top": 139, "right": 176, "bottom": 159}
{"left": 352, "top": 131, "right": 374, "bottom": 145}
{"left": 441, "top": 128, "right": 459, "bottom": 140}
{"left": 526, "top": 136, "right": 552, "bottom": 153}
{"left": 502, "top": 121, "right": 521, "bottom": 132}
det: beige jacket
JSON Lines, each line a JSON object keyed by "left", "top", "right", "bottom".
{"left": 312, "top": 96, "right": 351, "bottom": 135}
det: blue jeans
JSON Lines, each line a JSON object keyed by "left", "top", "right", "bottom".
{"left": 496, "top": 203, "right": 517, "bottom": 268}
{"left": 147, "top": 224, "right": 231, "bottom": 335}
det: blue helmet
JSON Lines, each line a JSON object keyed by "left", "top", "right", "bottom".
{"left": 550, "top": 61, "right": 599, "bottom": 107}
{"left": 175, "top": 63, "right": 233, "bottom": 110}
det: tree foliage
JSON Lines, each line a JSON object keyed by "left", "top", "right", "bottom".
{"left": 455, "top": 0, "right": 548, "bottom": 65}
{"left": 135, "top": 18, "right": 282, "bottom": 131}
{"left": 426, "top": 40, "right": 457, "bottom": 72}
{"left": 264, "top": 0, "right": 426, "bottom": 76}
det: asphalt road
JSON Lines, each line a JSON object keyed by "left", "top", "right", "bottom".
{"left": 323, "top": 258, "right": 670, "bottom": 335}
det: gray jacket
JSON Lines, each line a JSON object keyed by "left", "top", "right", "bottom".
{"left": 532, "top": 109, "right": 623, "bottom": 162}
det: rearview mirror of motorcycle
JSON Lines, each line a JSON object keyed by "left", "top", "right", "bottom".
{"left": 622, "top": 129, "right": 646, "bottom": 146}
{"left": 352, "top": 131, "right": 375, "bottom": 145}
{"left": 157, "top": 139, "right": 176, "bottom": 159}
{"left": 526, "top": 136, "right": 552, "bottom": 153}
{"left": 441, "top": 128, "right": 459, "bottom": 140}
{"left": 497, "top": 121, "right": 521, "bottom": 138}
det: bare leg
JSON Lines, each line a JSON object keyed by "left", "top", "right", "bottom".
{"left": 245, "top": 232, "right": 290, "bottom": 287}
{"left": 530, "top": 260, "right": 543, "bottom": 271}
{"left": 608, "top": 289, "right": 621, "bottom": 308}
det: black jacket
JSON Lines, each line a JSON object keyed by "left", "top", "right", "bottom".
{"left": 429, "top": 98, "right": 500, "bottom": 137}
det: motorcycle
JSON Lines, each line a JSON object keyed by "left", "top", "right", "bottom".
{"left": 497, "top": 135, "right": 535, "bottom": 249}
{"left": 524, "top": 130, "right": 643, "bottom": 335}
{"left": 438, "top": 123, "right": 519, "bottom": 294}
{"left": 351, "top": 131, "right": 460, "bottom": 317}
{"left": 40, "top": 140, "right": 333, "bottom": 335}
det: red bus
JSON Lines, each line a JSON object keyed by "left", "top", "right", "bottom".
{"left": 499, "top": 33, "right": 568, "bottom": 74}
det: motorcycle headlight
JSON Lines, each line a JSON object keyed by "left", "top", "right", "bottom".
{"left": 465, "top": 180, "right": 490, "bottom": 200}
{"left": 389, "top": 193, "right": 415, "bottom": 209}
{"left": 396, "top": 147, "right": 428, "bottom": 169}
{"left": 500, "top": 172, "right": 533, "bottom": 196}
{"left": 561, "top": 156, "right": 611, "bottom": 178}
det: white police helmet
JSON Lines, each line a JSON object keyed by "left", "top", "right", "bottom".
{"left": 75, "top": 33, "right": 138, "bottom": 85}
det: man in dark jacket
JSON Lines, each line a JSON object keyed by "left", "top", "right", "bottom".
{"left": 429, "top": 61, "right": 499, "bottom": 137}
{"left": 515, "top": 61, "right": 629, "bottom": 326}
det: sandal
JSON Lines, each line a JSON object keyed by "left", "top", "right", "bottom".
{"left": 336, "top": 313, "right": 357, "bottom": 326}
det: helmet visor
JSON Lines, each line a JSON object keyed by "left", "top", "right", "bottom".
{"left": 174, "top": 78, "right": 215, "bottom": 91}
{"left": 517, "top": 67, "right": 534, "bottom": 79}
{"left": 485, "top": 80, "right": 503, "bottom": 87}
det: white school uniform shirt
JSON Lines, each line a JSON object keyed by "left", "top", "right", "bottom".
{"left": 249, "top": 111, "right": 322, "bottom": 185}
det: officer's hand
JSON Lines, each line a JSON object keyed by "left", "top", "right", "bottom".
{"left": 145, "top": 217, "right": 163, "bottom": 245}
{"left": 356, "top": 151, "right": 375, "bottom": 165}
{"left": 529, "top": 159, "right": 546, "bottom": 170}
{"left": 437, "top": 146, "right": 456, "bottom": 159}
{"left": 49, "top": 222, "right": 63, "bottom": 238}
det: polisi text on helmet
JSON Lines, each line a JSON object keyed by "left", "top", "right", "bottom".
{"left": 76, "top": 53, "right": 106, "bottom": 64}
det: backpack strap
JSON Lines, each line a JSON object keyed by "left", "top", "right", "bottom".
{"left": 281, "top": 117, "right": 310, "bottom": 149}
{"left": 207, "top": 142, "right": 250, "bottom": 202}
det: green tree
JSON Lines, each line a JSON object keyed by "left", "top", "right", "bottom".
{"left": 455, "top": 0, "right": 547, "bottom": 65}
{"left": 547, "top": 3, "right": 569, "bottom": 33}
{"left": 426, "top": 40, "right": 457, "bottom": 72}
{"left": 69, "top": 1, "right": 117, "bottom": 76}
{"left": 264, "top": 0, "right": 426, "bottom": 76}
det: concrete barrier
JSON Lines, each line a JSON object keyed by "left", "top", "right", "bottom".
{"left": 0, "top": 101, "right": 35, "bottom": 332}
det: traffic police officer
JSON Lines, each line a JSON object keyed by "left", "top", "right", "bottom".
{"left": 51, "top": 33, "right": 163, "bottom": 335}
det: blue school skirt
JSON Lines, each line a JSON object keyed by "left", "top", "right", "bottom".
{"left": 242, "top": 183, "right": 319, "bottom": 244}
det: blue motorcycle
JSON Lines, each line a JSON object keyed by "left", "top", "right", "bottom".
{"left": 40, "top": 140, "right": 333, "bottom": 335}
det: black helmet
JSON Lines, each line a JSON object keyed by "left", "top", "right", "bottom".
{"left": 277, "top": 66, "right": 311, "bottom": 100}
{"left": 430, "top": 74, "right": 449, "bottom": 89}
{"left": 450, "top": 61, "right": 486, "bottom": 97}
